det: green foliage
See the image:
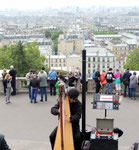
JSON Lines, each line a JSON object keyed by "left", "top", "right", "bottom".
{"left": 51, "top": 30, "right": 63, "bottom": 54}
{"left": 0, "top": 41, "right": 46, "bottom": 77}
{"left": 124, "top": 48, "right": 139, "bottom": 70}
{"left": 93, "top": 31, "right": 118, "bottom": 35}
{"left": 51, "top": 30, "right": 63, "bottom": 41}
{"left": 45, "top": 30, "right": 51, "bottom": 38}
{"left": 112, "top": 37, "right": 121, "bottom": 40}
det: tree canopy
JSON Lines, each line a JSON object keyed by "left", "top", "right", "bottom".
{"left": 0, "top": 41, "right": 46, "bottom": 77}
{"left": 124, "top": 48, "right": 139, "bottom": 70}
{"left": 44, "top": 30, "right": 63, "bottom": 54}
{"left": 93, "top": 31, "right": 118, "bottom": 35}
{"left": 45, "top": 30, "right": 51, "bottom": 38}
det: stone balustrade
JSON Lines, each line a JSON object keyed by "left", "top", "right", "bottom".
{"left": 0, "top": 77, "right": 139, "bottom": 95}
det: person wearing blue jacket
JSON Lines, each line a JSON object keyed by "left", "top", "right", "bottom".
{"left": 49, "top": 69, "right": 57, "bottom": 96}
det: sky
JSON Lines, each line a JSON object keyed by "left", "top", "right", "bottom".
{"left": 0, "top": 0, "right": 139, "bottom": 10}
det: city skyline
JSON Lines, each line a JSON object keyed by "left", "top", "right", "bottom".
{"left": 0, "top": 0, "right": 139, "bottom": 10}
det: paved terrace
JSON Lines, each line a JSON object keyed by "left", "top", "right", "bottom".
{"left": 0, "top": 93, "right": 139, "bottom": 150}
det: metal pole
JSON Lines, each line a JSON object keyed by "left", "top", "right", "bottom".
{"left": 82, "top": 49, "right": 86, "bottom": 138}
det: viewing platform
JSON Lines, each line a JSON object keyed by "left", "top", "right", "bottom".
{"left": 0, "top": 93, "right": 139, "bottom": 150}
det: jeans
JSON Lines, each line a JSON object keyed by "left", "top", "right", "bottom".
{"left": 50, "top": 80, "right": 56, "bottom": 95}
{"left": 5, "top": 88, "right": 11, "bottom": 103}
{"left": 130, "top": 88, "right": 136, "bottom": 98}
{"left": 107, "top": 82, "right": 113, "bottom": 94}
{"left": 31, "top": 88, "right": 38, "bottom": 102}
{"left": 11, "top": 80, "right": 16, "bottom": 95}
{"left": 96, "top": 82, "right": 101, "bottom": 93}
{"left": 124, "top": 84, "right": 130, "bottom": 97}
{"left": 28, "top": 85, "right": 31, "bottom": 100}
{"left": 40, "top": 87, "right": 47, "bottom": 101}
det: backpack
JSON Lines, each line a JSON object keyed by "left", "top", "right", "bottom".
{"left": 106, "top": 74, "right": 112, "bottom": 80}
{"left": 92, "top": 72, "right": 96, "bottom": 80}
{"left": 100, "top": 74, "right": 105, "bottom": 82}
{"left": 123, "top": 78, "right": 129, "bottom": 85}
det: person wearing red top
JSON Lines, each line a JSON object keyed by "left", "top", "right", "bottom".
{"left": 100, "top": 71, "right": 107, "bottom": 94}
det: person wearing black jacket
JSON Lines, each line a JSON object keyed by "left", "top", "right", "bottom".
{"left": 0, "top": 134, "right": 11, "bottom": 150}
{"left": 49, "top": 89, "right": 82, "bottom": 150}
{"left": 68, "top": 72, "right": 77, "bottom": 90}
{"left": 123, "top": 68, "right": 132, "bottom": 97}
{"left": 95, "top": 68, "right": 101, "bottom": 93}
{"left": 30, "top": 74, "right": 40, "bottom": 103}
{"left": 2, "top": 69, "right": 7, "bottom": 94}
{"left": 106, "top": 68, "right": 114, "bottom": 95}
{"left": 9, "top": 65, "right": 17, "bottom": 95}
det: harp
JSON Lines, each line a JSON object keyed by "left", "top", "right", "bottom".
{"left": 54, "top": 85, "right": 74, "bottom": 150}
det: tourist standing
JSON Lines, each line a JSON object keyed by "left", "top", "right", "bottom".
{"left": 4, "top": 74, "right": 12, "bottom": 104}
{"left": 9, "top": 65, "right": 17, "bottom": 95}
{"left": 100, "top": 70, "right": 107, "bottom": 94}
{"left": 95, "top": 68, "right": 101, "bottom": 93}
{"left": 114, "top": 69, "right": 122, "bottom": 95}
{"left": 48, "top": 69, "right": 57, "bottom": 96}
{"left": 30, "top": 74, "right": 40, "bottom": 103}
{"left": 39, "top": 70, "right": 48, "bottom": 102}
{"left": 129, "top": 72, "right": 138, "bottom": 100}
{"left": 26, "top": 69, "right": 34, "bottom": 100}
{"left": 106, "top": 68, "right": 114, "bottom": 95}
{"left": 2, "top": 69, "right": 7, "bottom": 94}
{"left": 123, "top": 68, "right": 132, "bottom": 97}
{"left": 55, "top": 76, "right": 66, "bottom": 101}
{"left": 68, "top": 72, "right": 77, "bottom": 90}
{"left": 74, "top": 67, "right": 81, "bottom": 90}
{"left": 38, "top": 67, "right": 47, "bottom": 77}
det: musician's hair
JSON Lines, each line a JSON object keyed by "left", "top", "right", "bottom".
{"left": 68, "top": 89, "right": 79, "bottom": 100}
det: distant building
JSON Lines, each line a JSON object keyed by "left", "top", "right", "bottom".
{"left": 107, "top": 42, "right": 129, "bottom": 57}
{"left": 85, "top": 47, "right": 118, "bottom": 77}
{"left": 45, "top": 47, "right": 124, "bottom": 77}
{"left": 58, "top": 34, "right": 84, "bottom": 55}
{"left": 93, "top": 34, "right": 122, "bottom": 41}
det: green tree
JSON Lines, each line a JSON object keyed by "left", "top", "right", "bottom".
{"left": 45, "top": 30, "right": 51, "bottom": 38}
{"left": 0, "top": 41, "right": 46, "bottom": 76}
{"left": 51, "top": 30, "right": 63, "bottom": 54}
{"left": 51, "top": 30, "right": 63, "bottom": 41}
{"left": 124, "top": 48, "right": 139, "bottom": 70}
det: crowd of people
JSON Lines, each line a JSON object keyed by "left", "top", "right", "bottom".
{"left": 1, "top": 66, "right": 139, "bottom": 104}
{"left": 93, "top": 68, "right": 139, "bottom": 100}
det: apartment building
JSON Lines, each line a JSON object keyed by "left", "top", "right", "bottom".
{"left": 85, "top": 47, "right": 117, "bottom": 77}
{"left": 45, "top": 47, "right": 122, "bottom": 77}
{"left": 58, "top": 34, "right": 84, "bottom": 55}
{"left": 93, "top": 34, "right": 122, "bottom": 41}
{"left": 107, "top": 43, "right": 129, "bottom": 57}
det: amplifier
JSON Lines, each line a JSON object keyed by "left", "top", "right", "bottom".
{"left": 89, "top": 139, "right": 118, "bottom": 150}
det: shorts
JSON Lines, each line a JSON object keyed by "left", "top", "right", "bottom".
{"left": 115, "top": 83, "right": 121, "bottom": 90}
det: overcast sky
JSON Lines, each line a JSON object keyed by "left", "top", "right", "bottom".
{"left": 0, "top": 0, "right": 139, "bottom": 10}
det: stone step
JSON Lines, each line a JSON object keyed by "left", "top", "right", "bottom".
{"left": 7, "top": 139, "right": 51, "bottom": 150}
{"left": 7, "top": 139, "right": 129, "bottom": 150}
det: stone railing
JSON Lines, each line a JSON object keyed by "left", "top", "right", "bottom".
{"left": 0, "top": 77, "right": 139, "bottom": 95}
